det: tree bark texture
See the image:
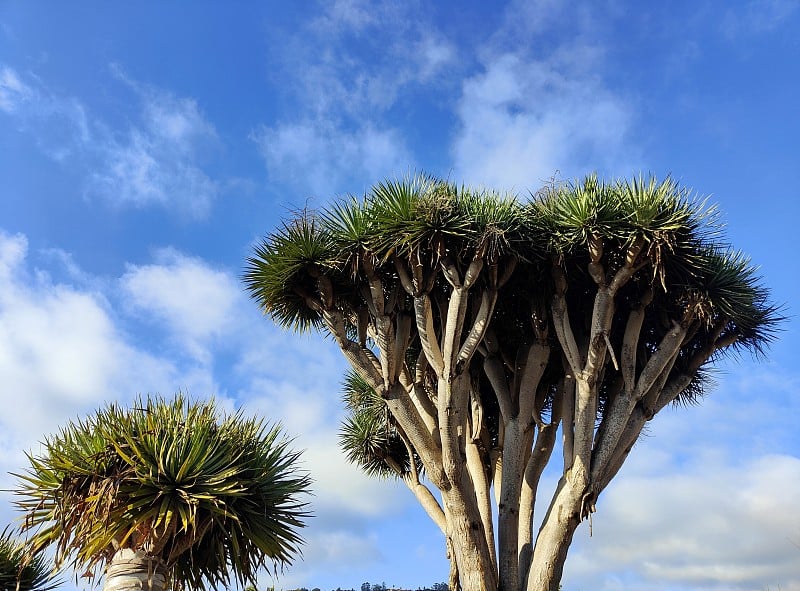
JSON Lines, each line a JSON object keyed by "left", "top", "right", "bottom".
{"left": 102, "top": 549, "right": 167, "bottom": 591}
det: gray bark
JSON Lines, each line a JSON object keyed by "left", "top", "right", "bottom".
{"left": 102, "top": 549, "right": 167, "bottom": 591}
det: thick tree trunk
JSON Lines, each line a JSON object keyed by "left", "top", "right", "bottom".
{"left": 102, "top": 549, "right": 168, "bottom": 591}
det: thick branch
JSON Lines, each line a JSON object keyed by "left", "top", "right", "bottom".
{"left": 591, "top": 322, "right": 688, "bottom": 480}
{"left": 518, "top": 342, "right": 550, "bottom": 426}
{"left": 561, "top": 372, "right": 576, "bottom": 472}
{"left": 517, "top": 419, "right": 559, "bottom": 589}
{"left": 395, "top": 428, "right": 448, "bottom": 534}
{"left": 442, "top": 286, "right": 468, "bottom": 376}
{"left": 414, "top": 295, "right": 445, "bottom": 376}
{"left": 551, "top": 267, "right": 582, "bottom": 377}
{"left": 323, "top": 309, "right": 382, "bottom": 388}
{"left": 457, "top": 289, "right": 497, "bottom": 369}
{"left": 484, "top": 353, "right": 513, "bottom": 424}
{"left": 620, "top": 288, "right": 653, "bottom": 394}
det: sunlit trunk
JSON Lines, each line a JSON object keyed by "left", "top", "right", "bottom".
{"left": 102, "top": 549, "right": 167, "bottom": 591}
{"left": 524, "top": 476, "right": 584, "bottom": 591}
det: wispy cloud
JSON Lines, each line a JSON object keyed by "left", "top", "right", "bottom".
{"left": 452, "top": 49, "right": 637, "bottom": 190}
{"left": 722, "top": 0, "right": 800, "bottom": 37}
{"left": 254, "top": 1, "right": 458, "bottom": 197}
{"left": 0, "top": 66, "right": 32, "bottom": 113}
{"left": 0, "top": 64, "right": 90, "bottom": 161}
{"left": 0, "top": 63, "right": 220, "bottom": 218}
{"left": 450, "top": 0, "right": 641, "bottom": 190}
{"left": 86, "top": 67, "right": 220, "bottom": 217}
{"left": 252, "top": 120, "right": 412, "bottom": 198}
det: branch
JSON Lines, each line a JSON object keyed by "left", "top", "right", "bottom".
{"left": 414, "top": 294, "right": 445, "bottom": 376}
{"left": 442, "top": 286, "right": 468, "bottom": 376}
{"left": 385, "top": 382, "right": 447, "bottom": 490}
{"left": 362, "top": 256, "right": 385, "bottom": 316}
{"left": 441, "top": 256, "right": 462, "bottom": 288}
{"left": 607, "top": 235, "right": 645, "bottom": 294}
{"left": 551, "top": 264, "right": 582, "bottom": 376}
{"left": 621, "top": 288, "right": 653, "bottom": 394}
{"left": 587, "top": 233, "right": 606, "bottom": 286}
{"left": 517, "top": 419, "right": 559, "bottom": 584}
{"left": 560, "top": 371, "right": 576, "bottom": 472}
{"left": 394, "top": 257, "right": 416, "bottom": 295}
{"left": 463, "top": 256, "right": 485, "bottom": 290}
{"left": 393, "top": 313, "right": 413, "bottom": 382}
{"left": 396, "top": 427, "right": 447, "bottom": 534}
{"left": 457, "top": 289, "right": 497, "bottom": 369}
{"left": 591, "top": 322, "right": 688, "bottom": 480}
{"left": 632, "top": 322, "right": 688, "bottom": 400}
{"left": 466, "top": 435, "right": 496, "bottom": 574}
{"left": 517, "top": 342, "right": 550, "bottom": 427}
{"left": 323, "top": 309, "right": 382, "bottom": 388}
{"left": 484, "top": 353, "right": 513, "bottom": 424}
{"left": 498, "top": 257, "right": 518, "bottom": 288}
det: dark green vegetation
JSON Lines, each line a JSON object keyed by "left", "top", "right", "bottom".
{"left": 14, "top": 394, "right": 310, "bottom": 591}
{"left": 245, "top": 173, "right": 780, "bottom": 591}
{"left": 0, "top": 526, "right": 60, "bottom": 591}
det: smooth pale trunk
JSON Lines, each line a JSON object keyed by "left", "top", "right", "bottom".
{"left": 497, "top": 418, "right": 526, "bottom": 591}
{"left": 524, "top": 476, "right": 584, "bottom": 591}
{"left": 103, "top": 549, "right": 167, "bottom": 591}
{"left": 438, "top": 376, "right": 497, "bottom": 591}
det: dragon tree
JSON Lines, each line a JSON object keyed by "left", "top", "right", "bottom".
{"left": 244, "top": 174, "right": 780, "bottom": 591}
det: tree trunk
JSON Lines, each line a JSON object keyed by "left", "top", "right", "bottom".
{"left": 103, "top": 549, "right": 168, "bottom": 591}
{"left": 524, "top": 477, "right": 584, "bottom": 591}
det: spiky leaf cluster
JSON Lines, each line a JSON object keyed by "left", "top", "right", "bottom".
{"left": 15, "top": 394, "right": 310, "bottom": 591}
{"left": 339, "top": 371, "right": 414, "bottom": 478}
{"left": 0, "top": 527, "right": 60, "bottom": 591}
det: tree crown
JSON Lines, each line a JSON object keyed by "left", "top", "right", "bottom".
{"left": 15, "top": 394, "right": 311, "bottom": 591}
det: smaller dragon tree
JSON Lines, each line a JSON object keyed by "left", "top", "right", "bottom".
{"left": 244, "top": 174, "right": 781, "bottom": 591}
{"left": 14, "top": 394, "right": 311, "bottom": 591}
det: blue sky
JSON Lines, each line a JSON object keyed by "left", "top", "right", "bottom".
{"left": 1, "top": 1, "right": 799, "bottom": 590}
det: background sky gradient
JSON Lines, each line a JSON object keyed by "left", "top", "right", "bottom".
{"left": 1, "top": 2, "right": 799, "bottom": 590}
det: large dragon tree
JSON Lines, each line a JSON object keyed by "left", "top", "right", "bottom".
{"left": 244, "top": 174, "right": 779, "bottom": 591}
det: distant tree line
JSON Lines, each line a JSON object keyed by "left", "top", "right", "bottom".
{"left": 274, "top": 582, "right": 449, "bottom": 591}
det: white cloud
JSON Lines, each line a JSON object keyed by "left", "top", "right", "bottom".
{"left": 0, "top": 231, "right": 181, "bottom": 495}
{"left": 120, "top": 248, "right": 239, "bottom": 359}
{"left": 557, "top": 361, "right": 800, "bottom": 591}
{"left": 452, "top": 50, "right": 638, "bottom": 190}
{"left": 236, "top": 338, "right": 408, "bottom": 518}
{"left": 0, "top": 64, "right": 90, "bottom": 161}
{"left": 117, "top": 240, "right": 413, "bottom": 567}
{"left": 253, "top": 120, "right": 412, "bottom": 197}
{"left": 229, "top": 320, "right": 416, "bottom": 587}
{"left": 260, "top": 529, "right": 383, "bottom": 591}
{"left": 565, "top": 454, "right": 800, "bottom": 591}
